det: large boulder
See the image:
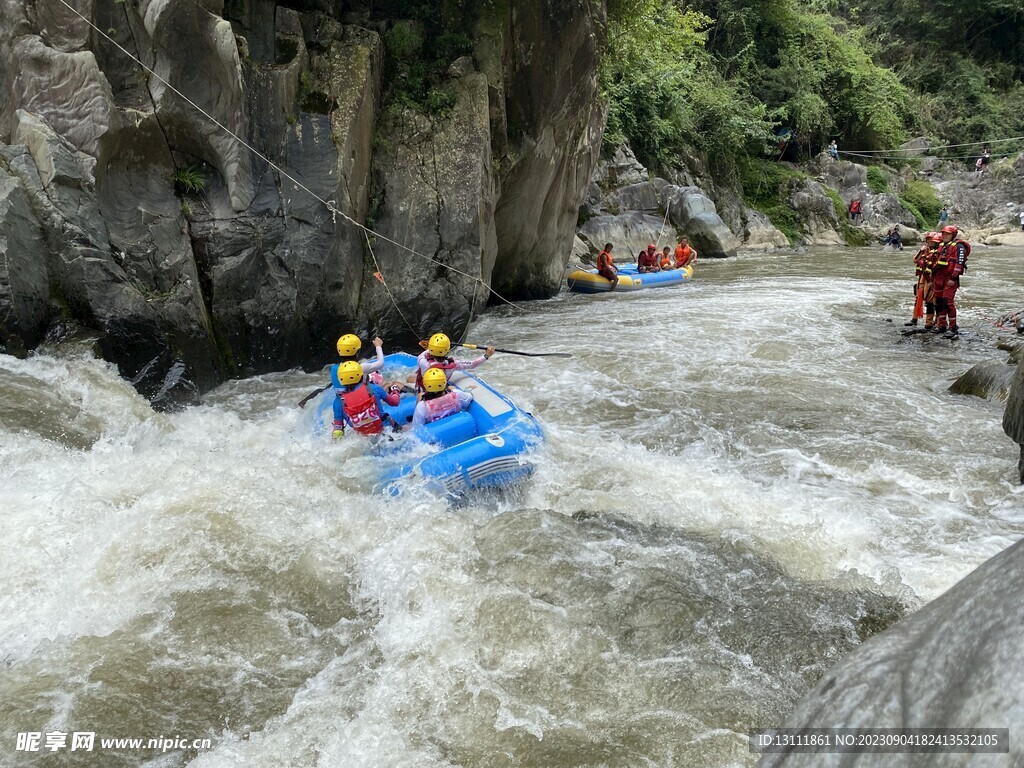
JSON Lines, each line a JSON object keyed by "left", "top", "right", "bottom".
{"left": 788, "top": 180, "right": 843, "bottom": 246}
{"left": 1003, "top": 356, "right": 1024, "bottom": 483}
{"left": 665, "top": 186, "right": 740, "bottom": 257}
{"left": 577, "top": 212, "right": 669, "bottom": 262}
{"left": 742, "top": 208, "right": 791, "bottom": 251}
{"left": 757, "top": 538, "right": 1024, "bottom": 768}
{"left": 949, "top": 360, "right": 1017, "bottom": 401}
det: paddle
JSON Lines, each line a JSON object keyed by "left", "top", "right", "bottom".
{"left": 418, "top": 340, "right": 572, "bottom": 358}
{"left": 298, "top": 384, "right": 330, "bottom": 409}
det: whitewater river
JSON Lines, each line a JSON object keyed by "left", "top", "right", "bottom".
{"left": 2, "top": 246, "right": 1022, "bottom": 768}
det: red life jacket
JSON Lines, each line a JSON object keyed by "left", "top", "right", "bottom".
{"left": 850, "top": 200, "right": 861, "bottom": 213}
{"left": 423, "top": 390, "right": 461, "bottom": 423}
{"left": 638, "top": 251, "right": 658, "bottom": 269}
{"left": 339, "top": 383, "right": 384, "bottom": 435}
{"left": 414, "top": 355, "right": 458, "bottom": 391}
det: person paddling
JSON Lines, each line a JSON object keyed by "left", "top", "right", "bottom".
{"left": 415, "top": 333, "right": 494, "bottom": 391}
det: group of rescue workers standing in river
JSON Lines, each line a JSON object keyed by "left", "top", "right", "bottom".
{"left": 328, "top": 332, "right": 494, "bottom": 440}
{"left": 904, "top": 225, "right": 971, "bottom": 339}
{"left": 596, "top": 237, "right": 697, "bottom": 290}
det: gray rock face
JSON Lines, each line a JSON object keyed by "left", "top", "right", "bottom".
{"left": 578, "top": 212, "right": 672, "bottom": 261}
{"left": 949, "top": 360, "right": 1017, "bottom": 401}
{"left": 742, "top": 208, "right": 791, "bottom": 251}
{"left": 1003, "top": 357, "right": 1024, "bottom": 483}
{"left": 1, "top": 0, "right": 604, "bottom": 400}
{"left": 0, "top": 161, "right": 48, "bottom": 354}
{"left": 490, "top": 0, "right": 606, "bottom": 299}
{"left": 361, "top": 73, "right": 496, "bottom": 344}
{"left": 757, "top": 538, "right": 1024, "bottom": 768}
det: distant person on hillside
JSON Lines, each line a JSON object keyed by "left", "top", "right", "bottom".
{"left": 938, "top": 206, "right": 949, "bottom": 228}
{"left": 637, "top": 244, "right": 661, "bottom": 273}
{"left": 975, "top": 145, "right": 991, "bottom": 176}
{"left": 848, "top": 198, "right": 863, "bottom": 224}
{"left": 1019, "top": 209, "right": 1024, "bottom": 231}
{"left": 827, "top": 140, "right": 839, "bottom": 160}
{"left": 596, "top": 242, "right": 618, "bottom": 290}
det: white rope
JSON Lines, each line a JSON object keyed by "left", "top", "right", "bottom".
{"left": 841, "top": 135, "right": 1024, "bottom": 155}
{"left": 54, "top": 0, "right": 530, "bottom": 314}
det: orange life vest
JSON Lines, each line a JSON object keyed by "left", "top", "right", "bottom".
{"left": 675, "top": 244, "right": 693, "bottom": 268}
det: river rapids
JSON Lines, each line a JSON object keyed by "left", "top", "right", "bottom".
{"left": 2, "top": 246, "right": 1022, "bottom": 767}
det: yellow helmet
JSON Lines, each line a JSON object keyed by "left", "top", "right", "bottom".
{"left": 422, "top": 367, "right": 448, "bottom": 393}
{"left": 427, "top": 333, "right": 451, "bottom": 357}
{"left": 338, "top": 361, "right": 363, "bottom": 386}
{"left": 336, "top": 334, "right": 361, "bottom": 357}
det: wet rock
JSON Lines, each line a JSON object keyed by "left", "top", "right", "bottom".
{"left": 982, "top": 231, "right": 1024, "bottom": 246}
{"left": 0, "top": 162, "right": 49, "bottom": 353}
{"left": 757, "top": 538, "right": 1024, "bottom": 767}
{"left": 1003, "top": 356, "right": 1024, "bottom": 483}
{"left": 949, "top": 360, "right": 1017, "bottom": 401}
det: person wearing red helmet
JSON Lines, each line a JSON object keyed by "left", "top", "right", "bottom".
{"left": 931, "top": 225, "right": 971, "bottom": 338}
{"left": 637, "top": 244, "right": 661, "bottom": 273}
{"left": 905, "top": 232, "right": 942, "bottom": 330}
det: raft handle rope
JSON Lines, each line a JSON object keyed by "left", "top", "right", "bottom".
{"left": 53, "top": 0, "right": 531, "bottom": 321}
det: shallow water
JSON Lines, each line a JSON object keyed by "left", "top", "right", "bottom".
{"left": 1, "top": 246, "right": 1022, "bottom": 767}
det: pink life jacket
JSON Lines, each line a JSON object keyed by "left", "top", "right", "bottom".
{"left": 422, "top": 390, "right": 461, "bottom": 423}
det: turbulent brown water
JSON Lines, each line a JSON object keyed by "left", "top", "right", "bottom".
{"left": 1, "top": 246, "right": 1022, "bottom": 767}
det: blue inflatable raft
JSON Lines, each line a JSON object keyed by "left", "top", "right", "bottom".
{"left": 566, "top": 264, "right": 693, "bottom": 293}
{"left": 313, "top": 353, "right": 543, "bottom": 495}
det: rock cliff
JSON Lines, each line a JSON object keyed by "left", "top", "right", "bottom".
{"left": 0, "top": 0, "right": 605, "bottom": 402}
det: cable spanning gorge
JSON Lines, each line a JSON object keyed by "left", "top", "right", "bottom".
{"left": 3, "top": 247, "right": 1023, "bottom": 767}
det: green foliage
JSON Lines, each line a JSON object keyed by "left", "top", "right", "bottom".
{"left": 687, "top": 0, "right": 911, "bottom": 152}
{"left": 900, "top": 180, "right": 942, "bottom": 230}
{"left": 859, "top": 0, "right": 1024, "bottom": 146}
{"left": 602, "top": 0, "right": 773, "bottom": 169}
{"left": 866, "top": 166, "right": 889, "bottom": 194}
{"left": 424, "top": 88, "right": 456, "bottom": 118}
{"left": 378, "top": 4, "right": 477, "bottom": 122}
{"left": 737, "top": 157, "right": 806, "bottom": 243}
{"left": 172, "top": 165, "right": 206, "bottom": 195}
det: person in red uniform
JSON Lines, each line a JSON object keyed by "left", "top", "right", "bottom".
{"left": 637, "top": 244, "right": 661, "bottom": 273}
{"left": 930, "top": 225, "right": 971, "bottom": 338}
{"left": 674, "top": 237, "right": 696, "bottom": 268}
{"left": 905, "top": 232, "right": 941, "bottom": 329}
{"left": 596, "top": 242, "right": 618, "bottom": 290}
